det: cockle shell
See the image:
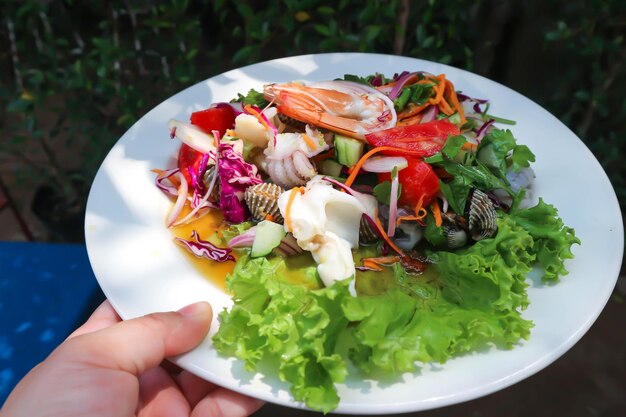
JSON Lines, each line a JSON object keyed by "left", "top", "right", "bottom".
{"left": 359, "top": 215, "right": 379, "bottom": 244}
{"left": 468, "top": 189, "right": 498, "bottom": 241}
{"left": 244, "top": 182, "right": 284, "bottom": 223}
{"left": 442, "top": 212, "right": 468, "bottom": 249}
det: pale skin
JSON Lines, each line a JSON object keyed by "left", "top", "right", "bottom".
{"left": 0, "top": 301, "right": 264, "bottom": 417}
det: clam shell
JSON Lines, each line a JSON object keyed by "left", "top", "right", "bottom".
{"left": 359, "top": 216, "right": 379, "bottom": 244}
{"left": 444, "top": 225, "right": 468, "bottom": 248}
{"left": 442, "top": 212, "right": 468, "bottom": 248}
{"left": 244, "top": 182, "right": 284, "bottom": 223}
{"left": 468, "top": 189, "right": 498, "bottom": 240}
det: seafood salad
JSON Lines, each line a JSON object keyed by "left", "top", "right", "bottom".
{"left": 155, "top": 71, "right": 579, "bottom": 412}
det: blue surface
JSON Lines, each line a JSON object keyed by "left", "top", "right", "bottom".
{"left": 0, "top": 242, "right": 102, "bottom": 404}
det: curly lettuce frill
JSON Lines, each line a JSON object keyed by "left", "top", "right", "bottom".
{"left": 212, "top": 200, "right": 579, "bottom": 413}
{"left": 212, "top": 256, "right": 350, "bottom": 413}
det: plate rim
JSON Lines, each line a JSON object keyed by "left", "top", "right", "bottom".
{"left": 85, "top": 52, "right": 624, "bottom": 415}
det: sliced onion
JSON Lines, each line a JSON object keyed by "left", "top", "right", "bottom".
{"left": 362, "top": 156, "right": 408, "bottom": 173}
{"left": 387, "top": 174, "right": 400, "bottom": 237}
{"left": 475, "top": 119, "right": 495, "bottom": 142}
{"left": 155, "top": 167, "right": 181, "bottom": 197}
{"left": 166, "top": 172, "right": 188, "bottom": 227}
{"left": 168, "top": 119, "right": 216, "bottom": 154}
{"left": 419, "top": 105, "right": 438, "bottom": 124}
{"left": 388, "top": 71, "right": 417, "bottom": 100}
{"left": 227, "top": 227, "right": 257, "bottom": 248}
{"left": 174, "top": 158, "right": 220, "bottom": 226}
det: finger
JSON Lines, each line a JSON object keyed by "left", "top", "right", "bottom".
{"left": 61, "top": 301, "right": 212, "bottom": 376}
{"left": 191, "top": 388, "right": 264, "bottom": 417}
{"left": 67, "top": 300, "right": 121, "bottom": 339}
{"left": 175, "top": 370, "right": 219, "bottom": 408}
{"left": 138, "top": 367, "right": 190, "bottom": 417}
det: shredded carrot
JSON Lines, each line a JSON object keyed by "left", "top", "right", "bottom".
{"left": 364, "top": 256, "right": 401, "bottom": 266}
{"left": 284, "top": 187, "right": 303, "bottom": 232}
{"left": 445, "top": 80, "right": 467, "bottom": 124}
{"left": 265, "top": 213, "right": 275, "bottom": 222}
{"left": 345, "top": 146, "right": 424, "bottom": 187}
{"left": 362, "top": 260, "right": 384, "bottom": 271}
{"left": 428, "top": 74, "right": 447, "bottom": 105}
{"left": 225, "top": 129, "right": 237, "bottom": 137}
{"left": 373, "top": 215, "right": 405, "bottom": 256}
{"left": 397, "top": 102, "right": 430, "bottom": 120}
{"left": 301, "top": 134, "right": 316, "bottom": 150}
{"left": 396, "top": 195, "right": 427, "bottom": 225}
{"left": 244, "top": 104, "right": 271, "bottom": 130}
{"left": 461, "top": 141, "right": 478, "bottom": 152}
{"left": 312, "top": 148, "right": 335, "bottom": 164}
{"left": 432, "top": 199, "right": 443, "bottom": 227}
{"left": 396, "top": 114, "right": 423, "bottom": 126}
{"left": 438, "top": 97, "right": 454, "bottom": 116}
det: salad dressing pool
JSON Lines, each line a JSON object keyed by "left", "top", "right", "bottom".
{"left": 170, "top": 207, "right": 439, "bottom": 297}
{"left": 170, "top": 208, "right": 236, "bottom": 290}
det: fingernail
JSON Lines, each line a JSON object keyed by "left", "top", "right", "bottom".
{"left": 177, "top": 301, "right": 211, "bottom": 318}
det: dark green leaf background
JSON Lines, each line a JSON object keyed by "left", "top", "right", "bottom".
{"left": 0, "top": 0, "right": 624, "bottom": 243}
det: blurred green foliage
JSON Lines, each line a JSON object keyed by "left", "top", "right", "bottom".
{"left": 0, "top": 0, "right": 624, "bottom": 240}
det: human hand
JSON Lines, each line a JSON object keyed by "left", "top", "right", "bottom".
{"left": 0, "top": 301, "right": 264, "bottom": 417}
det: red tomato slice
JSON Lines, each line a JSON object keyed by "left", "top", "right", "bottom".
{"left": 178, "top": 144, "right": 204, "bottom": 185}
{"left": 379, "top": 158, "right": 440, "bottom": 207}
{"left": 189, "top": 106, "right": 236, "bottom": 136}
{"left": 365, "top": 119, "right": 460, "bottom": 157}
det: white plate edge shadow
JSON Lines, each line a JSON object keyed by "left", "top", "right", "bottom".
{"left": 84, "top": 52, "right": 624, "bottom": 415}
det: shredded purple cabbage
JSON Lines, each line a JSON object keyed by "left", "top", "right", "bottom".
{"left": 175, "top": 230, "right": 235, "bottom": 262}
{"left": 370, "top": 74, "right": 384, "bottom": 87}
{"left": 217, "top": 142, "right": 263, "bottom": 223}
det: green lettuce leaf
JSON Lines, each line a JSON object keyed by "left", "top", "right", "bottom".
{"left": 213, "top": 255, "right": 350, "bottom": 413}
{"left": 213, "top": 202, "right": 577, "bottom": 412}
{"left": 510, "top": 199, "right": 580, "bottom": 282}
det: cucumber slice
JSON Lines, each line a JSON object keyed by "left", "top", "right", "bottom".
{"left": 447, "top": 112, "right": 462, "bottom": 125}
{"left": 251, "top": 220, "right": 287, "bottom": 258}
{"left": 318, "top": 159, "right": 343, "bottom": 177}
{"left": 334, "top": 134, "right": 364, "bottom": 167}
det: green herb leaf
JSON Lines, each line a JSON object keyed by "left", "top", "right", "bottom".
{"left": 232, "top": 88, "right": 269, "bottom": 107}
{"left": 442, "top": 134, "right": 467, "bottom": 159}
{"left": 509, "top": 144, "right": 536, "bottom": 172}
{"left": 423, "top": 213, "right": 447, "bottom": 246}
{"left": 373, "top": 181, "right": 402, "bottom": 204}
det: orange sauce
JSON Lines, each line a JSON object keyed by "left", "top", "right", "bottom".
{"left": 170, "top": 208, "right": 238, "bottom": 291}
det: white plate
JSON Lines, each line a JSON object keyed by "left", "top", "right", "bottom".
{"left": 85, "top": 53, "right": 623, "bottom": 414}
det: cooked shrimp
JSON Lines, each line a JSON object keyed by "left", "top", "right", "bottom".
{"left": 263, "top": 80, "right": 397, "bottom": 140}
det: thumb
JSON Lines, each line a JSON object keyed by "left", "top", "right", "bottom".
{"left": 58, "top": 301, "right": 212, "bottom": 375}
